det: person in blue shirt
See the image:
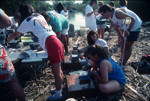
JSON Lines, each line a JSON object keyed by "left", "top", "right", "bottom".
{"left": 85, "top": 44, "right": 126, "bottom": 93}
{"left": 42, "top": 11, "right": 69, "bottom": 54}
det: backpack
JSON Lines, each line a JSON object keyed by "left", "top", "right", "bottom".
{"left": 141, "top": 55, "right": 150, "bottom": 63}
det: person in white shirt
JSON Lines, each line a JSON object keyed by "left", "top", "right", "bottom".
{"left": 56, "top": 3, "right": 68, "bottom": 19}
{"left": 87, "top": 30, "right": 109, "bottom": 54}
{"left": 7, "top": 4, "right": 64, "bottom": 101}
{"left": 85, "top": 0, "right": 97, "bottom": 31}
{"left": 119, "top": 0, "right": 127, "bottom": 9}
{"left": 99, "top": 4, "right": 142, "bottom": 68}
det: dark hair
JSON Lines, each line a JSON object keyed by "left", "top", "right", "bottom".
{"left": 109, "top": 1, "right": 115, "bottom": 7}
{"left": 89, "top": 0, "right": 97, "bottom": 6}
{"left": 99, "top": 1, "right": 104, "bottom": 6}
{"left": 86, "top": 44, "right": 108, "bottom": 59}
{"left": 41, "top": 11, "right": 49, "bottom": 20}
{"left": 14, "top": 12, "right": 21, "bottom": 19}
{"left": 19, "top": 3, "right": 35, "bottom": 24}
{"left": 119, "top": 0, "right": 127, "bottom": 7}
{"left": 56, "top": 3, "right": 67, "bottom": 13}
{"left": 87, "top": 30, "right": 98, "bottom": 45}
{"left": 98, "top": 4, "right": 115, "bottom": 13}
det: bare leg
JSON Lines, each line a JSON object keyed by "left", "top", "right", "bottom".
{"left": 7, "top": 75, "right": 26, "bottom": 101}
{"left": 122, "top": 41, "right": 134, "bottom": 65}
{"left": 97, "top": 29, "right": 100, "bottom": 38}
{"left": 61, "top": 35, "right": 68, "bottom": 54}
{"left": 64, "top": 35, "right": 68, "bottom": 54}
{"left": 51, "top": 62, "right": 63, "bottom": 90}
{"left": 66, "top": 35, "right": 69, "bottom": 46}
{"left": 98, "top": 80, "right": 121, "bottom": 94}
{"left": 101, "top": 28, "right": 105, "bottom": 39}
{"left": 120, "top": 37, "right": 124, "bottom": 60}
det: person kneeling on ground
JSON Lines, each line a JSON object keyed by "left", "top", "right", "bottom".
{"left": 87, "top": 30, "right": 109, "bottom": 55}
{"left": 85, "top": 44, "right": 126, "bottom": 94}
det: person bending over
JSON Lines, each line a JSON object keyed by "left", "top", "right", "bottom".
{"left": 85, "top": 44, "right": 126, "bottom": 94}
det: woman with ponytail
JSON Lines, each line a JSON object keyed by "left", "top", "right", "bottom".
{"left": 85, "top": 44, "right": 126, "bottom": 93}
{"left": 7, "top": 3, "right": 64, "bottom": 100}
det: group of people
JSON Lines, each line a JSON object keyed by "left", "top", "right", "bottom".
{"left": 85, "top": 0, "right": 142, "bottom": 95}
{"left": 0, "top": 0, "right": 142, "bottom": 101}
{"left": 0, "top": 2, "right": 69, "bottom": 101}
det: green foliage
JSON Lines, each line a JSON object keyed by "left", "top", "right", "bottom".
{"left": 29, "top": 1, "right": 53, "bottom": 13}
{"left": 0, "top": 0, "right": 25, "bottom": 16}
{"left": 53, "top": 0, "right": 75, "bottom": 10}
{"left": 82, "top": 0, "right": 89, "bottom": 4}
{"left": 74, "top": 3, "right": 87, "bottom": 12}
{"left": 0, "top": 0, "right": 52, "bottom": 16}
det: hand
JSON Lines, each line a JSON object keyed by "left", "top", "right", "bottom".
{"left": 124, "top": 30, "right": 129, "bottom": 37}
{"left": 88, "top": 59, "right": 94, "bottom": 65}
{"left": 91, "top": 68, "right": 99, "bottom": 76}
{"left": 93, "top": 10, "right": 98, "bottom": 15}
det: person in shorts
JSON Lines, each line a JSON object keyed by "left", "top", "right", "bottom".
{"left": 0, "top": 8, "right": 26, "bottom": 101}
{"left": 7, "top": 4, "right": 64, "bottom": 100}
{"left": 41, "top": 11, "right": 69, "bottom": 54}
{"left": 96, "top": 1, "right": 106, "bottom": 39}
{"left": 98, "top": 4, "right": 142, "bottom": 68}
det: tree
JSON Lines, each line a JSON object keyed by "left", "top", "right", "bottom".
{"left": 0, "top": 0, "right": 52, "bottom": 16}
{"left": 53, "top": 0, "right": 75, "bottom": 10}
{"left": 82, "top": 0, "right": 89, "bottom": 4}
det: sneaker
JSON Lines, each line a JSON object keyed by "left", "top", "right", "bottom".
{"left": 47, "top": 94, "right": 62, "bottom": 101}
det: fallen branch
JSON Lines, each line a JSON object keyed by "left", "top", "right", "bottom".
{"left": 126, "top": 84, "right": 147, "bottom": 101}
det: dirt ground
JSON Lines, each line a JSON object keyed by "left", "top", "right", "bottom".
{"left": 0, "top": 25, "right": 150, "bottom": 101}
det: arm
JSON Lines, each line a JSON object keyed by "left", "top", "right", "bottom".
{"left": 91, "top": 67, "right": 101, "bottom": 82}
{"left": 7, "top": 31, "right": 21, "bottom": 42}
{"left": 56, "top": 31, "right": 61, "bottom": 39}
{"left": 0, "top": 11, "right": 12, "bottom": 28}
{"left": 86, "top": 11, "right": 95, "bottom": 17}
{"left": 109, "top": 23, "right": 113, "bottom": 35}
{"left": 85, "top": 5, "right": 96, "bottom": 17}
{"left": 114, "top": 24, "right": 124, "bottom": 39}
{"left": 104, "top": 47, "right": 109, "bottom": 55}
{"left": 54, "top": 19, "right": 62, "bottom": 39}
{"left": 99, "top": 60, "right": 109, "bottom": 83}
{"left": 115, "top": 10, "right": 135, "bottom": 31}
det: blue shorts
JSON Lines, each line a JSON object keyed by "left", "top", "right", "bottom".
{"left": 97, "top": 24, "right": 106, "bottom": 29}
{"left": 127, "top": 29, "right": 140, "bottom": 41}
